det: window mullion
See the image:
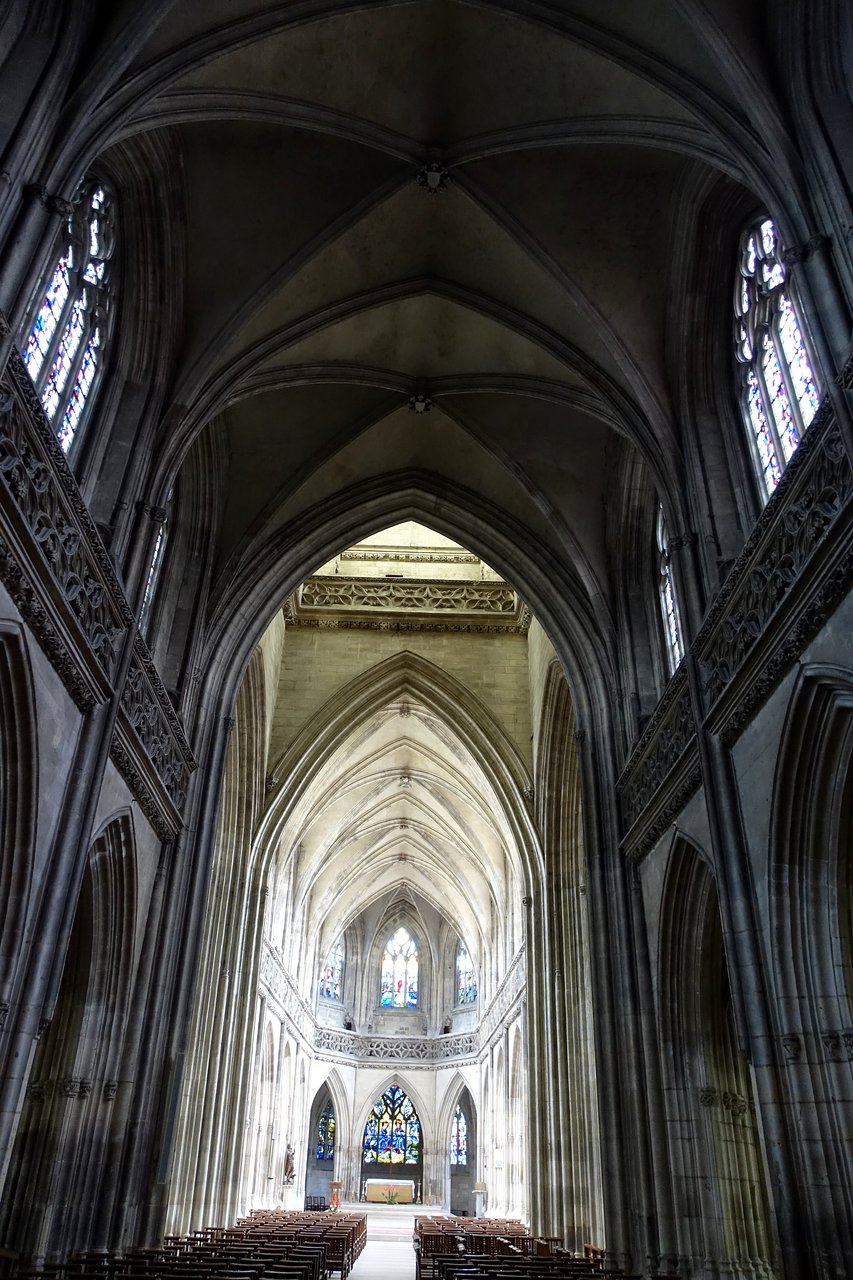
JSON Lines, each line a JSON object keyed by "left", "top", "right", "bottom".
{"left": 754, "top": 327, "right": 787, "bottom": 474}
{"left": 33, "top": 256, "right": 81, "bottom": 398}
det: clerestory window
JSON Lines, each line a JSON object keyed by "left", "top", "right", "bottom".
{"left": 319, "top": 936, "right": 344, "bottom": 1001}
{"left": 380, "top": 926, "right": 418, "bottom": 1007}
{"left": 455, "top": 941, "right": 477, "bottom": 1005}
{"left": 22, "top": 181, "right": 116, "bottom": 455}
{"left": 657, "top": 505, "right": 684, "bottom": 676}
{"left": 734, "top": 216, "right": 820, "bottom": 498}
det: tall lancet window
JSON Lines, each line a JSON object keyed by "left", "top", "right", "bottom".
{"left": 734, "top": 216, "right": 820, "bottom": 498}
{"left": 316, "top": 1098, "right": 336, "bottom": 1160}
{"left": 380, "top": 926, "right": 418, "bottom": 1007}
{"left": 22, "top": 181, "right": 116, "bottom": 454}
{"left": 319, "top": 936, "right": 344, "bottom": 1001}
{"left": 657, "top": 505, "right": 684, "bottom": 675}
{"left": 456, "top": 941, "right": 477, "bottom": 1005}
{"left": 450, "top": 1104, "right": 468, "bottom": 1165}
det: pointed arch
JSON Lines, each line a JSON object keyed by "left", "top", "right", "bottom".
{"left": 0, "top": 622, "right": 38, "bottom": 1006}
{"left": 768, "top": 665, "right": 853, "bottom": 1266}
{"left": 357, "top": 1072, "right": 432, "bottom": 1157}
{"left": 0, "top": 811, "right": 137, "bottom": 1258}
{"left": 770, "top": 664, "right": 853, "bottom": 1026}
{"left": 657, "top": 837, "right": 776, "bottom": 1276}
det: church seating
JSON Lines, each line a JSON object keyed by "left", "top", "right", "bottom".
{"left": 12, "top": 1211, "right": 368, "bottom": 1280}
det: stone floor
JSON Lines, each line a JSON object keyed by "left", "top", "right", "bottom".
{"left": 345, "top": 1205, "right": 424, "bottom": 1280}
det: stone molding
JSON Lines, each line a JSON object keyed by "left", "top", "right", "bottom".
{"left": 695, "top": 405, "right": 853, "bottom": 744}
{"left": 0, "top": 358, "right": 131, "bottom": 710}
{"left": 110, "top": 635, "right": 197, "bottom": 839}
{"left": 260, "top": 946, "right": 315, "bottom": 1042}
{"left": 0, "top": 346, "right": 196, "bottom": 833}
{"left": 619, "top": 401, "right": 853, "bottom": 857}
{"left": 617, "top": 667, "right": 700, "bottom": 861}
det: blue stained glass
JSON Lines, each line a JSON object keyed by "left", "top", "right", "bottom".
{"left": 777, "top": 293, "right": 819, "bottom": 429}
{"left": 761, "top": 333, "right": 799, "bottom": 463}
{"left": 22, "top": 182, "right": 114, "bottom": 450}
{"left": 58, "top": 330, "right": 100, "bottom": 453}
{"left": 319, "top": 936, "right": 344, "bottom": 1001}
{"left": 23, "top": 252, "right": 72, "bottom": 380}
{"left": 41, "top": 295, "right": 86, "bottom": 420}
{"left": 380, "top": 927, "right": 418, "bottom": 1008}
{"left": 362, "top": 1086, "right": 421, "bottom": 1165}
{"left": 316, "top": 1098, "right": 336, "bottom": 1161}
{"left": 746, "top": 369, "right": 781, "bottom": 496}
{"left": 450, "top": 1105, "right": 468, "bottom": 1166}
{"left": 456, "top": 942, "right": 477, "bottom": 1005}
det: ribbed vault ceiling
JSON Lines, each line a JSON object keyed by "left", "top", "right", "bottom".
{"left": 269, "top": 692, "right": 523, "bottom": 995}
{"left": 85, "top": 0, "right": 779, "bottom": 646}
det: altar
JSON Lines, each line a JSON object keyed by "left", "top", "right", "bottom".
{"left": 364, "top": 1177, "right": 416, "bottom": 1203}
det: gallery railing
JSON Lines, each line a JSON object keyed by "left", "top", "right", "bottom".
{"left": 0, "top": 344, "right": 196, "bottom": 836}
{"left": 618, "top": 397, "right": 853, "bottom": 859}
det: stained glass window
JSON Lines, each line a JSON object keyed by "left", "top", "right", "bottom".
{"left": 450, "top": 1104, "right": 468, "bottom": 1166}
{"left": 362, "top": 1086, "right": 421, "bottom": 1165}
{"left": 320, "top": 936, "right": 344, "bottom": 1001}
{"left": 316, "top": 1098, "right": 336, "bottom": 1161}
{"left": 380, "top": 927, "right": 418, "bottom": 1007}
{"left": 22, "top": 182, "right": 116, "bottom": 454}
{"left": 456, "top": 941, "right": 477, "bottom": 1005}
{"left": 734, "top": 216, "right": 820, "bottom": 498}
{"left": 656, "top": 506, "right": 684, "bottom": 676}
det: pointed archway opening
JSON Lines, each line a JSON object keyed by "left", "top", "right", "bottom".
{"left": 169, "top": 517, "right": 599, "bottom": 1241}
{"left": 360, "top": 1083, "right": 423, "bottom": 1204}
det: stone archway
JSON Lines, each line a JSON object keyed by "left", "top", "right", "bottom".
{"left": 657, "top": 838, "right": 777, "bottom": 1278}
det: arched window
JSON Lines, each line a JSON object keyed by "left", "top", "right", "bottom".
{"left": 380, "top": 926, "right": 418, "bottom": 1007}
{"left": 139, "top": 492, "right": 173, "bottom": 638}
{"left": 22, "top": 181, "right": 116, "bottom": 454}
{"left": 734, "top": 216, "right": 820, "bottom": 497}
{"left": 450, "top": 1104, "right": 468, "bottom": 1166}
{"left": 362, "top": 1085, "right": 421, "bottom": 1164}
{"left": 656, "top": 505, "right": 684, "bottom": 675}
{"left": 455, "top": 941, "right": 477, "bottom": 1005}
{"left": 319, "top": 936, "right": 344, "bottom": 1001}
{"left": 315, "top": 1097, "right": 336, "bottom": 1160}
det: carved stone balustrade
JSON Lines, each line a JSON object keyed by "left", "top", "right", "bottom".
{"left": 314, "top": 1026, "right": 478, "bottom": 1063}
{"left": 0, "top": 345, "right": 196, "bottom": 836}
{"left": 0, "top": 353, "right": 132, "bottom": 711}
{"left": 695, "top": 403, "right": 853, "bottom": 743}
{"left": 619, "top": 401, "right": 853, "bottom": 858}
{"left": 111, "top": 636, "right": 197, "bottom": 841}
{"left": 617, "top": 667, "right": 700, "bottom": 861}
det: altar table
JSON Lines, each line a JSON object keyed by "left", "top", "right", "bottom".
{"left": 365, "top": 1177, "right": 416, "bottom": 1203}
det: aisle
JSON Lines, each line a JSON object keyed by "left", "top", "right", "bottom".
{"left": 344, "top": 1205, "right": 421, "bottom": 1280}
{"left": 347, "top": 1236, "right": 415, "bottom": 1280}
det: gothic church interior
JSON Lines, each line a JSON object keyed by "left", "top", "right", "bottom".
{"left": 0, "top": 3, "right": 851, "bottom": 1278}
